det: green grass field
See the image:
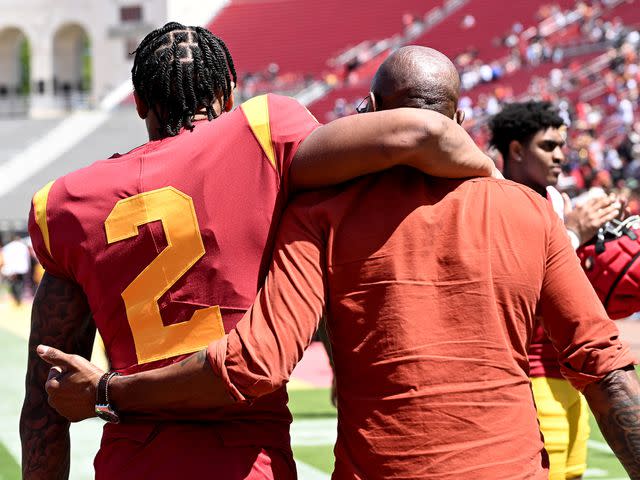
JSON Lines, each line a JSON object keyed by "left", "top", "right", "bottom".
{"left": 289, "top": 388, "right": 337, "bottom": 474}
{"left": 0, "top": 441, "right": 20, "bottom": 480}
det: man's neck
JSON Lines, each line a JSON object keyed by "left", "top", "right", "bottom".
{"left": 531, "top": 184, "right": 548, "bottom": 197}
{"left": 146, "top": 103, "right": 224, "bottom": 142}
{"left": 507, "top": 169, "right": 548, "bottom": 197}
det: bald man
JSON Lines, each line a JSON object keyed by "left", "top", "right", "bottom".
{"left": 366, "top": 45, "right": 465, "bottom": 121}
{"left": 40, "top": 47, "right": 640, "bottom": 479}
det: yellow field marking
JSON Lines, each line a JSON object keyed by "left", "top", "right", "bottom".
{"left": 0, "top": 300, "right": 108, "bottom": 370}
{"left": 288, "top": 378, "right": 320, "bottom": 390}
{"left": 0, "top": 301, "right": 31, "bottom": 340}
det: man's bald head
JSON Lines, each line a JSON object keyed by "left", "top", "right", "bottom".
{"left": 370, "top": 46, "right": 461, "bottom": 121}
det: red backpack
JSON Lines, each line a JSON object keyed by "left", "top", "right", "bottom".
{"left": 577, "top": 217, "right": 640, "bottom": 319}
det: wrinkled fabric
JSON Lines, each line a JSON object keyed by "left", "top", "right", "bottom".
{"left": 211, "top": 172, "right": 635, "bottom": 479}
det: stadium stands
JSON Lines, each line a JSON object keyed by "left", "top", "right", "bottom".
{"left": 412, "top": 0, "right": 575, "bottom": 60}
{"left": 207, "top": 0, "right": 438, "bottom": 76}
{"left": 0, "top": 0, "right": 638, "bottom": 227}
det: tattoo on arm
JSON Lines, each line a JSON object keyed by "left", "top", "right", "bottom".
{"left": 19, "top": 273, "right": 95, "bottom": 480}
{"left": 584, "top": 366, "right": 640, "bottom": 478}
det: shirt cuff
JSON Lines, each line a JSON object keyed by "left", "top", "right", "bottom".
{"left": 566, "top": 229, "right": 581, "bottom": 250}
{"left": 560, "top": 341, "right": 637, "bottom": 391}
{"left": 206, "top": 335, "right": 246, "bottom": 403}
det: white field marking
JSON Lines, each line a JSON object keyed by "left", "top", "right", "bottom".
{"left": 99, "top": 79, "right": 134, "bottom": 111}
{"left": 584, "top": 469, "right": 631, "bottom": 480}
{"left": 585, "top": 476, "right": 629, "bottom": 480}
{"left": 0, "top": 79, "right": 132, "bottom": 198}
{"left": 588, "top": 439, "right": 616, "bottom": 455}
{"left": 291, "top": 418, "right": 337, "bottom": 446}
{"left": 584, "top": 468, "right": 611, "bottom": 477}
{"left": 295, "top": 459, "right": 331, "bottom": 480}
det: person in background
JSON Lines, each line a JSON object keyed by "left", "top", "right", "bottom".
{"left": 1, "top": 233, "right": 31, "bottom": 306}
{"left": 489, "top": 101, "right": 624, "bottom": 480}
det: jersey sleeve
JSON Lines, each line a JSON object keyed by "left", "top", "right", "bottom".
{"left": 207, "top": 193, "right": 327, "bottom": 400}
{"left": 240, "top": 94, "right": 321, "bottom": 196}
{"left": 28, "top": 179, "right": 74, "bottom": 280}
{"left": 539, "top": 206, "right": 636, "bottom": 390}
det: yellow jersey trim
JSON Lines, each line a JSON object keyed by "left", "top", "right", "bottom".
{"left": 32, "top": 180, "right": 55, "bottom": 255}
{"left": 241, "top": 95, "right": 277, "bottom": 170}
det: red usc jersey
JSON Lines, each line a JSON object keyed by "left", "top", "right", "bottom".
{"left": 28, "top": 94, "right": 319, "bottom": 472}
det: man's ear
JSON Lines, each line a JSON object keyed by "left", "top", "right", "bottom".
{"left": 134, "top": 91, "right": 149, "bottom": 119}
{"left": 508, "top": 140, "right": 524, "bottom": 163}
{"left": 454, "top": 109, "right": 465, "bottom": 125}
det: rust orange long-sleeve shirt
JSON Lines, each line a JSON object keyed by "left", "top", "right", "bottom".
{"left": 209, "top": 170, "right": 635, "bottom": 479}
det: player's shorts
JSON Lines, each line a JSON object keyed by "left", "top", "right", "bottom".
{"left": 531, "top": 376, "right": 590, "bottom": 480}
{"left": 95, "top": 422, "right": 296, "bottom": 479}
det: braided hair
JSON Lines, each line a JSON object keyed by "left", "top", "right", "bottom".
{"left": 132, "top": 22, "right": 237, "bottom": 137}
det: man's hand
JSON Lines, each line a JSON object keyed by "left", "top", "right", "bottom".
{"left": 38, "top": 345, "right": 104, "bottom": 422}
{"left": 564, "top": 193, "right": 621, "bottom": 246}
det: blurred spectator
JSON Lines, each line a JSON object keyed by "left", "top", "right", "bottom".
{"left": 1, "top": 234, "right": 30, "bottom": 305}
{"left": 461, "top": 14, "right": 476, "bottom": 29}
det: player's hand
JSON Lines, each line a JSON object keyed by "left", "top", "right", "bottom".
{"left": 37, "top": 344, "right": 104, "bottom": 422}
{"left": 563, "top": 193, "right": 621, "bottom": 246}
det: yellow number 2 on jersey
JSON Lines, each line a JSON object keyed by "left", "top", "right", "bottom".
{"left": 105, "top": 186, "right": 225, "bottom": 364}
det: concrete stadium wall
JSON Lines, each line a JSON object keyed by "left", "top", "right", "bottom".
{"left": 0, "top": 0, "right": 224, "bottom": 117}
{"left": 0, "top": 0, "right": 135, "bottom": 113}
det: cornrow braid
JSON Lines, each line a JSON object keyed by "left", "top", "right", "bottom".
{"left": 131, "top": 22, "right": 238, "bottom": 137}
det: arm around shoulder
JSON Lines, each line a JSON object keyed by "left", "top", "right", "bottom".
{"left": 214, "top": 197, "right": 328, "bottom": 398}
{"left": 289, "top": 108, "right": 494, "bottom": 191}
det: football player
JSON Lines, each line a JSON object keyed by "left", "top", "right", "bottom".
{"left": 489, "top": 101, "right": 623, "bottom": 480}
{"left": 19, "top": 24, "right": 495, "bottom": 479}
